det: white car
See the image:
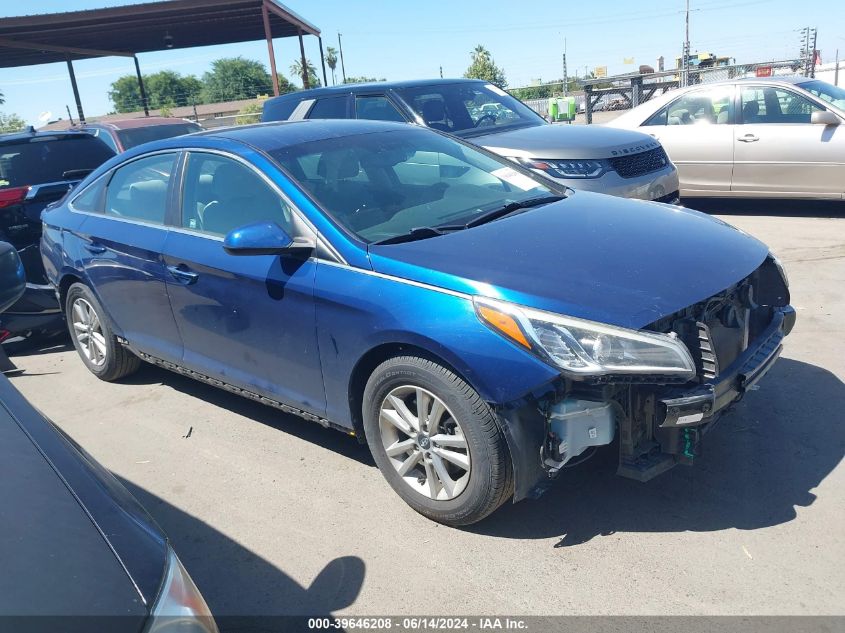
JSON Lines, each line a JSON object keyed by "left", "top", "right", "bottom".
{"left": 606, "top": 77, "right": 845, "bottom": 199}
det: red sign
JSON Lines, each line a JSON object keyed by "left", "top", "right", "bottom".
{"left": 756, "top": 66, "right": 773, "bottom": 77}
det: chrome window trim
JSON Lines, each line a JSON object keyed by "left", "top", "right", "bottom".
{"left": 68, "top": 146, "right": 346, "bottom": 265}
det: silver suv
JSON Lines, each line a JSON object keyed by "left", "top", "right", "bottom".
{"left": 262, "top": 79, "right": 680, "bottom": 203}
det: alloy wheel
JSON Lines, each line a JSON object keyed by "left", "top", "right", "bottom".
{"left": 71, "top": 297, "right": 107, "bottom": 366}
{"left": 378, "top": 385, "right": 471, "bottom": 501}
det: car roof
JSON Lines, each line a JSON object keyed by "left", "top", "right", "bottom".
{"left": 0, "top": 128, "right": 95, "bottom": 146}
{"left": 267, "top": 78, "right": 487, "bottom": 102}
{"left": 82, "top": 117, "right": 200, "bottom": 131}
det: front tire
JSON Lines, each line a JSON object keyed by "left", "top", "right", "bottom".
{"left": 363, "top": 356, "right": 513, "bottom": 526}
{"left": 65, "top": 283, "right": 141, "bottom": 382}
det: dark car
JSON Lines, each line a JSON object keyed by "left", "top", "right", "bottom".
{"left": 0, "top": 129, "right": 115, "bottom": 342}
{"left": 0, "top": 244, "right": 217, "bottom": 632}
{"left": 261, "top": 78, "right": 680, "bottom": 202}
{"left": 42, "top": 120, "right": 794, "bottom": 526}
{"left": 79, "top": 117, "right": 203, "bottom": 153}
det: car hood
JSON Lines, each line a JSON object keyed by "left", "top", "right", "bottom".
{"left": 368, "top": 191, "right": 769, "bottom": 330}
{"left": 469, "top": 123, "right": 663, "bottom": 160}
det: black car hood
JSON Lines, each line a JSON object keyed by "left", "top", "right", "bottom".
{"left": 0, "top": 375, "right": 165, "bottom": 621}
{"left": 369, "top": 191, "right": 770, "bottom": 329}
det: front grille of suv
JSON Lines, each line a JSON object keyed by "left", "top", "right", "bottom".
{"left": 608, "top": 147, "right": 669, "bottom": 179}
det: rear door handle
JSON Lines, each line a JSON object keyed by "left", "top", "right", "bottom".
{"left": 737, "top": 134, "right": 759, "bottom": 142}
{"left": 167, "top": 264, "right": 199, "bottom": 285}
{"left": 83, "top": 242, "right": 107, "bottom": 254}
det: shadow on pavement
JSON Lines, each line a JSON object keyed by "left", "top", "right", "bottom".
{"left": 121, "top": 477, "right": 366, "bottom": 629}
{"left": 121, "top": 362, "right": 375, "bottom": 467}
{"left": 468, "top": 358, "right": 845, "bottom": 545}
{"left": 683, "top": 197, "right": 844, "bottom": 218}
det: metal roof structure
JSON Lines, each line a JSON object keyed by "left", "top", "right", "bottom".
{"left": 0, "top": 0, "right": 325, "bottom": 121}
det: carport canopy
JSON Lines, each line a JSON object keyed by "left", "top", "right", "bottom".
{"left": 0, "top": 0, "right": 325, "bottom": 121}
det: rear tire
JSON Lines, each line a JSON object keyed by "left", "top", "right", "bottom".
{"left": 363, "top": 355, "right": 513, "bottom": 526}
{"left": 65, "top": 283, "right": 141, "bottom": 382}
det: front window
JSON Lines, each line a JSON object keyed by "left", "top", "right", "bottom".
{"left": 269, "top": 127, "right": 559, "bottom": 243}
{"left": 797, "top": 80, "right": 845, "bottom": 111}
{"left": 394, "top": 82, "right": 544, "bottom": 137}
{"left": 116, "top": 123, "right": 202, "bottom": 150}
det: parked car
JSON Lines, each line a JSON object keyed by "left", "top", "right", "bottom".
{"left": 0, "top": 244, "right": 216, "bottom": 632}
{"left": 78, "top": 117, "right": 203, "bottom": 153}
{"left": 0, "top": 129, "right": 115, "bottom": 342}
{"left": 606, "top": 77, "right": 845, "bottom": 199}
{"left": 42, "top": 120, "right": 794, "bottom": 526}
{"left": 262, "top": 79, "right": 681, "bottom": 203}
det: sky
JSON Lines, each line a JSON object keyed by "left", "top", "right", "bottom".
{"left": 2, "top": 0, "right": 844, "bottom": 126}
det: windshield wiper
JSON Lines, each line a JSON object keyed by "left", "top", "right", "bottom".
{"left": 464, "top": 195, "right": 564, "bottom": 229}
{"left": 372, "top": 225, "right": 461, "bottom": 245}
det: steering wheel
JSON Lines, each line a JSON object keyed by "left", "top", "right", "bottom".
{"left": 474, "top": 114, "right": 497, "bottom": 128}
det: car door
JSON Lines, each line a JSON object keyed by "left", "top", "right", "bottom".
{"left": 640, "top": 85, "right": 736, "bottom": 195}
{"left": 161, "top": 150, "right": 325, "bottom": 415}
{"left": 732, "top": 84, "right": 844, "bottom": 197}
{"left": 76, "top": 151, "right": 184, "bottom": 363}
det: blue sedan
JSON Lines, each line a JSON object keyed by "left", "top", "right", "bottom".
{"left": 41, "top": 120, "right": 794, "bottom": 525}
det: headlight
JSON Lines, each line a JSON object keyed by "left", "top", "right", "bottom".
{"left": 474, "top": 297, "right": 696, "bottom": 378}
{"left": 770, "top": 253, "right": 789, "bottom": 289}
{"left": 512, "top": 157, "right": 608, "bottom": 179}
{"left": 144, "top": 547, "right": 218, "bottom": 633}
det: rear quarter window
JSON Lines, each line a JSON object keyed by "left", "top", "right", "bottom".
{"left": 261, "top": 97, "right": 302, "bottom": 122}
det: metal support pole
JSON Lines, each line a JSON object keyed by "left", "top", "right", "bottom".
{"left": 65, "top": 56, "right": 85, "bottom": 123}
{"left": 133, "top": 55, "right": 149, "bottom": 116}
{"left": 318, "top": 36, "right": 327, "bottom": 87}
{"left": 584, "top": 84, "right": 593, "bottom": 124}
{"left": 262, "top": 2, "right": 280, "bottom": 96}
{"left": 298, "top": 28, "right": 309, "bottom": 89}
{"left": 631, "top": 76, "right": 643, "bottom": 108}
{"left": 835, "top": 49, "right": 840, "bottom": 86}
{"left": 338, "top": 32, "right": 347, "bottom": 83}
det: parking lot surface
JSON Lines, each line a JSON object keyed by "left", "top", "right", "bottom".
{"left": 8, "top": 201, "right": 845, "bottom": 618}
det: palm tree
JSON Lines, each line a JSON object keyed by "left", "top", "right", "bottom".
{"left": 325, "top": 46, "right": 338, "bottom": 86}
{"left": 290, "top": 58, "right": 320, "bottom": 89}
{"left": 0, "top": 89, "right": 4, "bottom": 105}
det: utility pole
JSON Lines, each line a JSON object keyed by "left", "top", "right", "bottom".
{"left": 810, "top": 28, "right": 818, "bottom": 78}
{"left": 337, "top": 32, "right": 347, "bottom": 83}
{"left": 439, "top": 65, "right": 443, "bottom": 78}
{"left": 682, "top": 0, "right": 690, "bottom": 87}
{"left": 562, "top": 37, "right": 568, "bottom": 96}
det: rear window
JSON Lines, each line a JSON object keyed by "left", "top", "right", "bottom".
{"left": 116, "top": 123, "right": 202, "bottom": 150}
{"left": 262, "top": 97, "right": 302, "bottom": 122}
{"left": 0, "top": 136, "right": 115, "bottom": 188}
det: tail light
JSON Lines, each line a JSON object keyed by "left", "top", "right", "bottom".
{"left": 0, "top": 186, "right": 31, "bottom": 209}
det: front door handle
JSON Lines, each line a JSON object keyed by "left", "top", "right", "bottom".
{"left": 167, "top": 264, "right": 199, "bottom": 285}
{"left": 83, "top": 242, "right": 107, "bottom": 254}
{"left": 737, "top": 134, "right": 759, "bottom": 142}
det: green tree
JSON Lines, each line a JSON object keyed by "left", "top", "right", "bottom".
{"left": 274, "top": 74, "right": 297, "bottom": 95}
{"left": 0, "top": 112, "right": 26, "bottom": 133}
{"left": 290, "top": 58, "right": 321, "bottom": 89}
{"left": 108, "top": 71, "right": 204, "bottom": 113}
{"left": 235, "top": 102, "right": 263, "bottom": 125}
{"left": 325, "top": 46, "right": 339, "bottom": 85}
{"left": 202, "top": 57, "right": 274, "bottom": 102}
{"left": 463, "top": 45, "right": 507, "bottom": 88}
{"left": 0, "top": 89, "right": 5, "bottom": 105}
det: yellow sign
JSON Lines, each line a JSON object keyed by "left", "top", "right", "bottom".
{"left": 623, "top": 57, "right": 635, "bottom": 64}
{"left": 594, "top": 66, "right": 608, "bottom": 78}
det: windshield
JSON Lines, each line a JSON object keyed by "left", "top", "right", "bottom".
{"left": 394, "top": 82, "right": 545, "bottom": 138}
{"left": 269, "top": 127, "right": 560, "bottom": 243}
{"left": 0, "top": 136, "right": 115, "bottom": 189}
{"left": 116, "top": 123, "right": 203, "bottom": 149}
{"left": 798, "top": 80, "right": 845, "bottom": 111}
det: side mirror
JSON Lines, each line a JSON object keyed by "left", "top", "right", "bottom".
{"left": 223, "top": 221, "right": 314, "bottom": 256}
{"left": 811, "top": 110, "right": 840, "bottom": 126}
{"left": 0, "top": 242, "right": 26, "bottom": 314}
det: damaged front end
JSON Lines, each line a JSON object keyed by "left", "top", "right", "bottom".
{"left": 487, "top": 255, "right": 794, "bottom": 501}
